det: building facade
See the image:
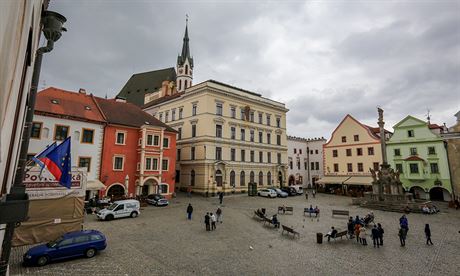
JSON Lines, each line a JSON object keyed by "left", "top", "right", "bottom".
{"left": 319, "top": 114, "right": 388, "bottom": 194}
{"left": 144, "top": 80, "right": 289, "bottom": 195}
{"left": 387, "top": 116, "right": 452, "bottom": 201}
{"left": 95, "top": 97, "right": 177, "bottom": 199}
{"left": 287, "top": 136, "right": 326, "bottom": 188}
{"left": 443, "top": 112, "right": 460, "bottom": 200}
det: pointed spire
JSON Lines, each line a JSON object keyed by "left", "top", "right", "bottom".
{"left": 178, "top": 15, "right": 193, "bottom": 68}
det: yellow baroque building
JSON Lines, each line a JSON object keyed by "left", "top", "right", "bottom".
{"left": 143, "top": 80, "right": 289, "bottom": 195}
{"left": 319, "top": 114, "right": 389, "bottom": 194}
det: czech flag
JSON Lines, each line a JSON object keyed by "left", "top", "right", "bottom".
{"left": 40, "top": 137, "right": 72, "bottom": 189}
{"left": 32, "top": 142, "right": 57, "bottom": 169}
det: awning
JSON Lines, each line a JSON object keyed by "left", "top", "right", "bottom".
{"left": 316, "top": 176, "right": 350, "bottom": 185}
{"left": 86, "top": 180, "right": 106, "bottom": 191}
{"left": 344, "top": 176, "right": 373, "bottom": 186}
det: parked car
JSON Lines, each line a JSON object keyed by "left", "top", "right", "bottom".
{"left": 257, "top": 189, "right": 277, "bottom": 198}
{"left": 97, "top": 199, "right": 140, "bottom": 221}
{"left": 146, "top": 194, "right": 165, "bottom": 206}
{"left": 291, "top": 185, "right": 304, "bottom": 195}
{"left": 155, "top": 198, "right": 169, "bottom": 207}
{"left": 273, "top": 188, "right": 288, "bottom": 198}
{"left": 23, "top": 230, "right": 106, "bottom": 266}
{"left": 281, "top": 187, "right": 297, "bottom": 196}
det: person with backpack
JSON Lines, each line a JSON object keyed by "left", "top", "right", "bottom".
{"left": 186, "top": 203, "right": 193, "bottom": 220}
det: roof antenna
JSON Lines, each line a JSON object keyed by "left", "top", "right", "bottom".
{"left": 426, "top": 108, "right": 431, "bottom": 124}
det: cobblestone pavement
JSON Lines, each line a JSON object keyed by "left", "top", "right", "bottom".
{"left": 10, "top": 193, "right": 460, "bottom": 276}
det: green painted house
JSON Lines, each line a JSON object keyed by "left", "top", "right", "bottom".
{"left": 386, "top": 116, "right": 452, "bottom": 201}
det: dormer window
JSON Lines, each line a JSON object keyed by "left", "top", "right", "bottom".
{"left": 85, "top": 106, "right": 91, "bottom": 110}
{"left": 51, "top": 99, "right": 59, "bottom": 104}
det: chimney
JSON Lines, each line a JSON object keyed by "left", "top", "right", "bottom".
{"left": 78, "top": 88, "right": 86, "bottom": 94}
{"left": 160, "top": 80, "right": 169, "bottom": 98}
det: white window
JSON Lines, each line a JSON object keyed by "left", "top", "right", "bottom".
{"left": 154, "top": 135, "right": 160, "bottom": 146}
{"left": 147, "top": 134, "right": 154, "bottom": 146}
{"left": 113, "top": 156, "right": 124, "bottom": 170}
{"left": 158, "top": 184, "right": 168, "bottom": 194}
{"left": 115, "top": 131, "right": 126, "bottom": 145}
{"left": 162, "top": 159, "right": 169, "bottom": 170}
{"left": 163, "top": 137, "right": 170, "bottom": 148}
{"left": 145, "top": 157, "right": 159, "bottom": 171}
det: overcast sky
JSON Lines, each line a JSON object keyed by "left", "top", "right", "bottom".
{"left": 42, "top": 0, "right": 460, "bottom": 138}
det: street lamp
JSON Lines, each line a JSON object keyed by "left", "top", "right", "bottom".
{"left": 0, "top": 10, "right": 66, "bottom": 275}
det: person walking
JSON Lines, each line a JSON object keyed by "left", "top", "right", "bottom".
{"left": 312, "top": 189, "right": 316, "bottom": 198}
{"left": 399, "top": 227, "right": 407, "bottom": 246}
{"left": 359, "top": 226, "right": 367, "bottom": 246}
{"left": 187, "top": 186, "right": 192, "bottom": 198}
{"left": 425, "top": 224, "right": 434, "bottom": 245}
{"left": 204, "top": 213, "right": 210, "bottom": 231}
{"left": 305, "top": 191, "right": 309, "bottom": 200}
{"left": 219, "top": 192, "right": 224, "bottom": 205}
{"left": 371, "top": 225, "right": 380, "bottom": 248}
{"left": 355, "top": 223, "right": 361, "bottom": 243}
{"left": 186, "top": 203, "right": 193, "bottom": 220}
{"left": 399, "top": 215, "right": 409, "bottom": 233}
{"left": 347, "top": 217, "right": 355, "bottom": 239}
{"left": 216, "top": 207, "right": 223, "bottom": 223}
{"left": 210, "top": 213, "right": 217, "bottom": 230}
{"left": 377, "top": 223, "right": 384, "bottom": 246}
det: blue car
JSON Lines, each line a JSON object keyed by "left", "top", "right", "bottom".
{"left": 23, "top": 230, "right": 107, "bottom": 266}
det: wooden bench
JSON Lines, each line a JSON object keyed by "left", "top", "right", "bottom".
{"left": 325, "top": 230, "right": 348, "bottom": 242}
{"left": 278, "top": 206, "right": 294, "bottom": 214}
{"left": 263, "top": 217, "right": 279, "bottom": 228}
{"left": 253, "top": 210, "right": 266, "bottom": 220}
{"left": 303, "top": 208, "right": 319, "bottom": 217}
{"left": 332, "top": 209, "right": 349, "bottom": 217}
{"left": 281, "top": 225, "right": 300, "bottom": 238}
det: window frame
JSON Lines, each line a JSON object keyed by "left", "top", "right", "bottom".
{"left": 54, "top": 124, "right": 70, "bottom": 141}
{"left": 30, "top": 122, "right": 43, "bottom": 139}
{"left": 115, "top": 130, "right": 126, "bottom": 145}
{"left": 113, "top": 155, "right": 125, "bottom": 171}
{"left": 162, "top": 159, "right": 169, "bottom": 171}
{"left": 163, "top": 137, "right": 170, "bottom": 148}
{"left": 78, "top": 156, "right": 92, "bottom": 172}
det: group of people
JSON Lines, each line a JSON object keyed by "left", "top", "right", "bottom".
{"left": 421, "top": 204, "right": 439, "bottom": 214}
{"left": 307, "top": 205, "right": 320, "bottom": 217}
{"left": 347, "top": 216, "right": 384, "bottom": 247}
{"left": 204, "top": 208, "right": 223, "bottom": 231}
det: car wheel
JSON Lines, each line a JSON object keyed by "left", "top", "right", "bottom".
{"left": 36, "top": 255, "right": 48, "bottom": 266}
{"left": 105, "top": 214, "right": 114, "bottom": 221}
{"left": 85, "top": 248, "right": 97, "bottom": 258}
{"left": 130, "top": 211, "right": 138, "bottom": 218}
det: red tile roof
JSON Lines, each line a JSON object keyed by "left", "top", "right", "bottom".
{"left": 404, "top": 156, "right": 425, "bottom": 162}
{"left": 363, "top": 125, "right": 392, "bottom": 138}
{"left": 428, "top": 123, "right": 443, "bottom": 130}
{"left": 35, "top": 87, "right": 106, "bottom": 123}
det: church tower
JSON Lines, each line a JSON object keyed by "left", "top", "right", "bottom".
{"left": 176, "top": 18, "right": 193, "bottom": 92}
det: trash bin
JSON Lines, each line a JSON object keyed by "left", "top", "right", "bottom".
{"left": 317, "top": 233, "right": 323, "bottom": 244}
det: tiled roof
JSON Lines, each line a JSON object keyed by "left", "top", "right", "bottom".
{"left": 143, "top": 92, "right": 184, "bottom": 109}
{"left": 94, "top": 97, "right": 177, "bottom": 132}
{"left": 35, "top": 87, "right": 106, "bottom": 123}
{"left": 404, "top": 156, "right": 425, "bottom": 162}
{"left": 364, "top": 125, "right": 392, "bottom": 138}
{"left": 428, "top": 123, "right": 442, "bottom": 130}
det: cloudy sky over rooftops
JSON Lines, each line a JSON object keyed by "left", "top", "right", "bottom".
{"left": 42, "top": 0, "right": 460, "bottom": 138}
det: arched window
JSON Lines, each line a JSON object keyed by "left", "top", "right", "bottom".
{"left": 258, "top": 171, "right": 263, "bottom": 186}
{"left": 230, "top": 171, "right": 235, "bottom": 187}
{"left": 185, "top": 64, "right": 189, "bottom": 75}
{"left": 250, "top": 171, "right": 255, "bottom": 183}
{"left": 267, "top": 172, "right": 272, "bottom": 186}
{"left": 216, "top": 169, "right": 223, "bottom": 187}
{"left": 240, "top": 171, "right": 245, "bottom": 186}
{"left": 190, "top": 170, "right": 195, "bottom": 186}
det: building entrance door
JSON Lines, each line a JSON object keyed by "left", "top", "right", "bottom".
{"left": 216, "top": 170, "right": 223, "bottom": 187}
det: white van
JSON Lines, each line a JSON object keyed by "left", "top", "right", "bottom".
{"left": 291, "top": 185, "right": 304, "bottom": 195}
{"left": 97, "top": 199, "right": 140, "bottom": 221}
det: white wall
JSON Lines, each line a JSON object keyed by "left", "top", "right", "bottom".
{"left": 28, "top": 115, "right": 104, "bottom": 181}
{"left": 287, "top": 138, "right": 326, "bottom": 187}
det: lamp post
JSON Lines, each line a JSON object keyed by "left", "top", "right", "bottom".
{"left": 0, "top": 10, "right": 66, "bottom": 275}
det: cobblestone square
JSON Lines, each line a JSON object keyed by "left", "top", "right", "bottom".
{"left": 10, "top": 193, "right": 460, "bottom": 276}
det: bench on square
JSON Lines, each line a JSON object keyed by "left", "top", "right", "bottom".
{"left": 263, "top": 217, "right": 279, "bottom": 228}
{"left": 332, "top": 209, "right": 349, "bottom": 217}
{"left": 253, "top": 210, "right": 267, "bottom": 221}
{"left": 281, "top": 225, "right": 299, "bottom": 238}
{"left": 325, "top": 230, "right": 348, "bottom": 242}
{"left": 278, "top": 206, "right": 293, "bottom": 214}
{"left": 303, "top": 208, "right": 319, "bottom": 217}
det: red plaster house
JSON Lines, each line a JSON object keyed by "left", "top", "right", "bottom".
{"left": 95, "top": 97, "right": 177, "bottom": 199}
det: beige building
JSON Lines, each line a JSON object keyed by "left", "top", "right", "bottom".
{"left": 143, "top": 80, "right": 289, "bottom": 195}
{"left": 443, "top": 111, "right": 460, "bottom": 200}
{"left": 319, "top": 114, "right": 390, "bottom": 194}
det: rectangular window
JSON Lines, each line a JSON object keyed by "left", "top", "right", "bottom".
{"left": 163, "top": 137, "right": 169, "bottom": 148}
{"left": 177, "top": 149, "right": 181, "bottom": 161}
{"left": 153, "top": 159, "right": 159, "bottom": 170}
{"left": 333, "top": 150, "right": 338, "bottom": 157}
{"left": 346, "top": 149, "right": 352, "bottom": 156}
{"left": 147, "top": 134, "right": 153, "bottom": 145}
{"left": 428, "top": 146, "right": 436, "bottom": 155}
{"left": 354, "top": 135, "right": 359, "bottom": 142}
{"left": 395, "top": 163, "right": 403, "bottom": 173}
{"left": 258, "top": 113, "right": 263, "bottom": 124}
{"left": 153, "top": 135, "right": 160, "bottom": 146}
{"left": 300, "top": 149, "right": 303, "bottom": 154}
{"left": 276, "top": 117, "right": 281, "bottom": 128}
{"left": 356, "top": 148, "right": 363, "bottom": 156}
{"left": 408, "top": 130, "right": 414, "bottom": 137}
{"left": 297, "top": 161, "right": 300, "bottom": 170}
{"left": 259, "top": 151, "right": 263, "bottom": 163}
{"left": 191, "top": 147, "right": 195, "bottom": 160}
{"left": 310, "top": 150, "right": 313, "bottom": 154}
{"left": 192, "top": 125, "right": 197, "bottom": 137}
{"left": 410, "top": 147, "right": 417, "bottom": 155}
{"left": 289, "top": 161, "right": 293, "bottom": 170}
{"left": 81, "top": 129, "right": 94, "bottom": 144}
{"left": 277, "top": 135, "right": 281, "bottom": 145}
{"left": 266, "top": 115, "right": 271, "bottom": 126}
{"left": 216, "top": 147, "right": 222, "bottom": 160}
{"left": 31, "top": 122, "right": 42, "bottom": 139}
{"left": 368, "top": 147, "right": 374, "bottom": 155}
{"left": 241, "top": 129, "right": 245, "bottom": 141}
{"left": 241, "top": 150, "right": 246, "bottom": 162}
{"left": 231, "top": 127, "right": 236, "bottom": 139}
{"left": 78, "top": 157, "right": 91, "bottom": 172}
{"left": 216, "top": 124, "right": 222, "bottom": 138}
{"left": 231, "top": 107, "right": 236, "bottom": 118}
{"left": 192, "top": 104, "right": 197, "bottom": 116}
{"left": 409, "top": 163, "right": 419, "bottom": 174}
{"left": 241, "top": 109, "right": 245, "bottom": 120}
{"left": 267, "top": 133, "right": 271, "bottom": 144}
{"left": 315, "top": 149, "right": 319, "bottom": 154}
{"left": 267, "top": 152, "right": 271, "bottom": 163}
{"left": 334, "top": 163, "right": 339, "bottom": 172}
{"left": 250, "top": 130, "right": 254, "bottom": 142}
{"left": 145, "top": 158, "right": 152, "bottom": 170}
{"left": 373, "top": 162, "right": 380, "bottom": 171}
{"left": 311, "top": 162, "right": 315, "bottom": 170}
{"left": 250, "top": 111, "right": 254, "bottom": 122}
{"left": 172, "top": 109, "right": 176, "bottom": 121}
{"left": 258, "top": 132, "right": 263, "bottom": 143}
{"left": 304, "top": 162, "right": 307, "bottom": 170}
{"left": 430, "top": 163, "right": 439, "bottom": 174}
{"left": 250, "top": 151, "right": 255, "bottom": 162}
{"left": 165, "top": 111, "right": 169, "bottom": 122}
{"left": 162, "top": 159, "right": 169, "bottom": 170}
{"left": 179, "top": 108, "right": 183, "bottom": 119}
{"left": 159, "top": 113, "right": 163, "bottom": 121}
{"left": 341, "top": 136, "right": 347, "bottom": 143}
{"left": 178, "top": 127, "right": 182, "bottom": 140}
{"left": 54, "top": 125, "right": 69, "bottom": 141}
{"left": 347, "top": 163, "right": 353, "bottom": 172}
{"left": 357, "top": 163, "right": 364, "bottom": 172}
{"left": 315, "top": 162, "right": 320, "bottom": 170}
{"left": 394, "top": 148, "right": 401, "bottom": 156}
{"left": 216, "top": 103, "right": 223, "bottom": 116}
{"left": 113, "top": 156, "right": 124, "bottom": 170}
{"left": 231, "top": 148, "right": 236, "bottom": 161}
{"left": 115, "top": 131, "right": 125, "bottom": 145}
{"left": 277, "top": 153, "right": 281, "bottom": 164}
{"left": 294, "top": 149, "right": 297, "bottom": 154}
